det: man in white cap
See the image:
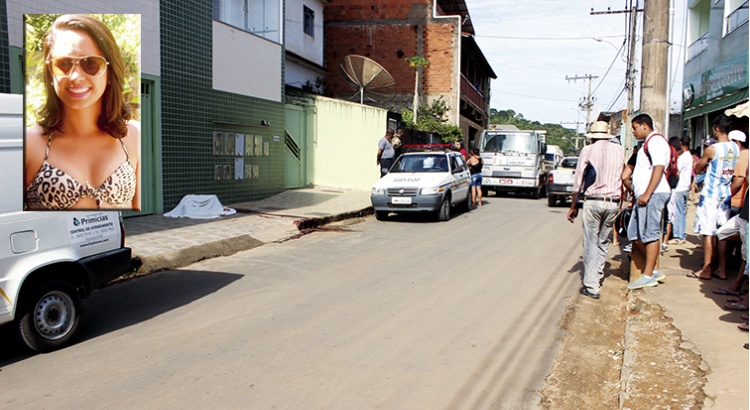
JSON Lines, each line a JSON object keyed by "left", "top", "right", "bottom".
{"left": 568, "top": 120, "right": 624, "bottom": 299}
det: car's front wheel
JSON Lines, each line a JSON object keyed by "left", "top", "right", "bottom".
{"left": 374, "top": 210, "right": 389, "bottom": 221}
{"left": 17, "top": 280, "right": 82, "bottom": 353}
{"left": 437, "top": 196, "right": 451, "bottom": 221}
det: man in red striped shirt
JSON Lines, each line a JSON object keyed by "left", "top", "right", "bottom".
{"left": 568, "top": 121, "right": 625, "bottom": 299}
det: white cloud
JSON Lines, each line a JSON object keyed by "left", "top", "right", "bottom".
{"left": 468, "top": 0, "right": 686, "bottom": 129}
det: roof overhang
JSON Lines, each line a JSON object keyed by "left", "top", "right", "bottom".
{"left": 436, "top": 0, "right": 474, "bottom": 35}
{"left": 462, "top": 35, "right": 497, "bottom": 79}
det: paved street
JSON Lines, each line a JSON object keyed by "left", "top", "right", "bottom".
{"left": 0, "top": 196, "right": 583, "bottom": 409}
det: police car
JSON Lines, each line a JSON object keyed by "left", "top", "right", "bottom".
{"left": 371, "top": 151, "right": 471, "bottom": 221}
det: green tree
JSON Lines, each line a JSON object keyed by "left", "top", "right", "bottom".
{"left": 402, "top": 98, "right": 462, "bottom": 143}
{"left": 404, "top": 56, "right": 430, "bottom": 121}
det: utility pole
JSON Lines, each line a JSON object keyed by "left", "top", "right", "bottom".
{"left": 560, "top": 120, "right": 585, "bottom": 152}
{"left": 639, "top": 0, "right": 670, "bottom": 133}
{"left": 592, "top": 1, "right": 644, "bottom": 159}
{"left": 565, "top": 74, "right": 599, "bottom": 139}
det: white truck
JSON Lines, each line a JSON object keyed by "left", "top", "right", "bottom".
{"left": 0, "top": 94, "right": 133, "bottom": 352}
{"left": 479, "top": 127, "right": 551, "bottom": 198}
{"left": 545, "top": 145, "right": 564, "bottom": 169}
{"left": 546, "top": 156, "right": 579, "bottom": 207}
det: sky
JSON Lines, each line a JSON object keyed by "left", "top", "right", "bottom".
{"left": 468, "top": 0, "right": 687, "bottom": 131}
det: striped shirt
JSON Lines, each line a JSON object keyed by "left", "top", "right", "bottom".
{"left": 701, "top": 141, "right": 739, "bottom": 199}
{"left": 572, "top": 139, "right": 624, "bottom": 198}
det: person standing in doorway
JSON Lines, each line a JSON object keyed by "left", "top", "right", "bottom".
{"left": 627, "top": 114, "right": 671, "bottom": 290}
{"left": 690, "top": 115, "right": 740, "bottom": 280}
{"left": 567, "top": 120, "right": 624, "bottom": 299}
{"left": 376, "top": 129, "right": 395, "bottom": 177}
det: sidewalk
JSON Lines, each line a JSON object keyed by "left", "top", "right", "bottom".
{"left": 624, "top": 199, "right": 748, "bottom": 408}
{"left": 123, "top": 187, "right": 372, "bottom": 274}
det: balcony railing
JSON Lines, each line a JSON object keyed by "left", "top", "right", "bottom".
{"left": 460, "top": 75, "right": 486, "bottom": 111}
{"left": 687, "top": 32, "right": 709, "bottom": 61}
{"left": 726, "top": 1, "right": 749, "bottom": 35}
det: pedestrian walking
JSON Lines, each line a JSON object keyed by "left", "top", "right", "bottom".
{"left": 376, "top": 129, "right": 396, "bottom": 177}
{"left": 689, "top": 115, "right": 740, "bottom": 280}
{"left": 567, "top": 121, "right": 624, "bottom": 299}
{"left": 627, "top": 114, "right": 671, "bottom": 290}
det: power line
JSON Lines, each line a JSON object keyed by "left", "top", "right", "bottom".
{"left": 475, "top": 34, "right": 625, "bottom": 41}
{"left": 495, "top": 90, "right": 578, "bottom": 103}
{"left": 591, "top": 39, "right": 627, "bottom": 96}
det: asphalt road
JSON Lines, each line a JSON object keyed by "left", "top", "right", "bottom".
{"left": 1, "top": 195, "right": 585, "bottom": 409}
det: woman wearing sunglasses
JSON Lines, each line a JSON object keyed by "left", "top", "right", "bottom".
{"left": 25, "top": 14, "right": 140, "bottom": 210}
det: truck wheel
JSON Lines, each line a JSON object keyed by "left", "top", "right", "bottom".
{"left": 17, "top": 280, "right": 82, "bottom": 353}
{"left": 534, "top": 186, "right": 543, "bottom": 199}
{"left": 437, "top": 196, "right": 451, "bottom": 221}
{"left": 548, "top": 195, "right": 556, "bottom": 207}
{"left": 374, "top": 210, "right": 388, "bottom": 221}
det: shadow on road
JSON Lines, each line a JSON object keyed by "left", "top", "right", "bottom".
{"left": 0, "top": 269, "right": 242, "bottom": 365}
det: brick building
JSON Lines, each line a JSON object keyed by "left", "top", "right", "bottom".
{"left": 324, "top": 0, "right": 496, "bottom": 148}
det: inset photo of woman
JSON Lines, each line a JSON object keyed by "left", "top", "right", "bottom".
{"left": 24, "top": 14, "right": 141, "bottom": 211}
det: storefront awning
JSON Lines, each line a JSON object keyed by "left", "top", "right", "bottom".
{"left": 683, "top": 88, "right": 749, "bottom": 120}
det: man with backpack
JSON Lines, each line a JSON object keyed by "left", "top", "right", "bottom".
{"left": 690, "top": 115, "right": 740, "bottom": 280}
{"left": 627, "top": 114, "right": 671, "bottom": 290}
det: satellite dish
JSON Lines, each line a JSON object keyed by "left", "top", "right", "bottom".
{"left": 339, "top": 55, "right": 396, "bottom": 104}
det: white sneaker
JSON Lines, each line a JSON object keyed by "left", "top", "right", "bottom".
{"left": 628, "top": 274, "right": 658, "bottom": 290}
{"left": 623, "top": 244, "right": 632, "bottom": 253}
{"left": 652, "top": 270, "right": 666, "bottom": 283}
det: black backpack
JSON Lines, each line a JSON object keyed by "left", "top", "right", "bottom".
{"left": 644, "top": 134, "right": 679, "bottom": 189}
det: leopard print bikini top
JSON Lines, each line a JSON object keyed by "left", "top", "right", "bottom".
{"left": 26, "top": 134, "right": 136, "bottom": 210}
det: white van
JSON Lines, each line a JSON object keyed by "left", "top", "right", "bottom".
{"left": 0, "top": 94, "right": 133, "bottom": 352}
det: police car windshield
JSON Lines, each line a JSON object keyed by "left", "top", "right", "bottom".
{"left": 481, "top": 133, "right": 538, "bottom": 154}
{"left": 391, "top": 154, "right": 449, "bottom": 173}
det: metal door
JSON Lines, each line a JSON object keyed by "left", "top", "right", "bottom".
{"left": 284, "top": 105, "right": 306, "bottom": 188}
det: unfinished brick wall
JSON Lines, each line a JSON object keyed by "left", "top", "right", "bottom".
{"left": 324, "top": 0, "right": 457, "bottom": 111}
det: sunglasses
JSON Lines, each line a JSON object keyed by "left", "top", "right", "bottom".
{"left": 48, "top": 55, "right": 109, "bottom": 77}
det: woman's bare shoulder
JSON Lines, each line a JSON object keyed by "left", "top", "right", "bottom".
{"left": 25, "top": 125, "right": 48, "bottom": 154}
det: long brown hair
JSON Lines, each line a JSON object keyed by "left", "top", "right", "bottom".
{"left": 39, "top": 14, "right": 131, "bottom": 138}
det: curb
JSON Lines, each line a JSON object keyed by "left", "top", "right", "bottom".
{"left": 128, "top": 234, "right": 265, "bottom": 277}
{"left": 128, "top": 208, "right": 373, "bottom": 276}
{"left": 294, "top": 207, "right": 374, "bottom": 230}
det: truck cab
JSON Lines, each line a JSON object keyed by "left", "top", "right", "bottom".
{"left": 0, "top": 93, "right": 133, "bottom": 352}
{"left": 479, "top": 127, "right": 549, "bottom": 198}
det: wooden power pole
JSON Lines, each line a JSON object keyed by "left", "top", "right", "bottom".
{"left": 639, "top": 0, "right": 670, "bottom": 133}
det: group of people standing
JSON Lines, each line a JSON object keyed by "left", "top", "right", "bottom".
{"left": 568, "top": 113, "right": 747, "bottom": 304}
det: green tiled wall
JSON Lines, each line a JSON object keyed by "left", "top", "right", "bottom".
{"left": 0, "top": 1, "right": 11, "bottom": 93}
{"left": 160, "top": 0, "right": 286, "bottom": 210}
